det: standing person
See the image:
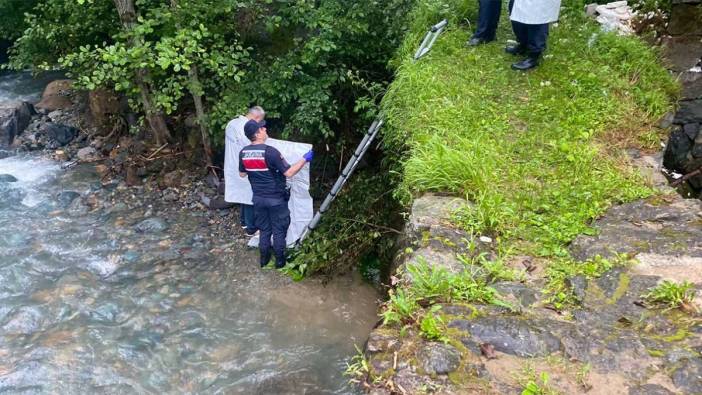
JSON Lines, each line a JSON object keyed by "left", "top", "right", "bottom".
{"left": 224, "top": 106, "right": 265, "bottom": 234}
{"left": 506, "top": 0, "right": 561, "bottom": 71}
{"left": 467, "top": 0, "right": 503, "bottom": 46}
{"left": 239, "top": 120, "right": 313, "bottom": 269}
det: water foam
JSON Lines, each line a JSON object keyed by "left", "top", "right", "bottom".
{"left": 0, "top": 156, "right": 61, "bottom": 207}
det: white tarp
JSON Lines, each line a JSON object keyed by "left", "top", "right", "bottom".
{"left": 223, "top": 116, "right": 313, "bottom": 247}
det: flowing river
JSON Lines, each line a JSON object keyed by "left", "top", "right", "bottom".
{"left": 0, "top": 72, "right": 380, "bottom": 394}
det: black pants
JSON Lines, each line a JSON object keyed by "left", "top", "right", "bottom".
{"left": 508, "top": 0, "right": 550, "bottom": 57}
{"left": 254, "top": 199, "right": 290, "bottom": 267}
{"left": 473, "top": 0, "right": 502, "bottom": 41}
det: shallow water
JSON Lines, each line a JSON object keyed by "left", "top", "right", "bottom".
{"left": 0, "top": 77, "right": 380, "bottom": 394}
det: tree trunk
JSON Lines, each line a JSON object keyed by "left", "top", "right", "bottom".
{"left": 168, "top": 0, "right": 213, "bottom": 166}
{"left": 113, "top": 0, "right": 172, "bottom": 145}
{"left": 188, "top": 65, "right": 214, "bottom": 167}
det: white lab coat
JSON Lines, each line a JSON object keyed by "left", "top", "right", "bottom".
{"left": 224, "top": 115, "right": 252, "bottom": 204}
{"left": 510, "top": 0, "right": 561, "bottom": 25}
{"left": 222, "top": 116, "right": 314, "bottom": 247}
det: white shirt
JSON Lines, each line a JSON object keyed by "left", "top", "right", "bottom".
{"left": 510, "top": 0, "right": 561, "bottom": 25}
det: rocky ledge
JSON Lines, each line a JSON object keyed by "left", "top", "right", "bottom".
{"left": 361, "top": 188, "right": 702, "bottom": 394}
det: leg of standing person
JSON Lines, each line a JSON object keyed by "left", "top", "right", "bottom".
{"left": 505, "top": 0, "right": 527, "bottom": 55}
{"left": 239, "top": 204, "right": 247, "bottom": 228}
{"left": 243, "top": 204, "right": 257, "bottom": 235}
{"left": 511, "top": 22, "right": 547, "bottom": 70}
{"left": 270, "top": 203, "right": 291, "bottom": 269}
{"left": 469, "top": 0, "right": 502, "bottom": 45}
{"left": 254, "top": 203, "right": 273, "bottom": 267}
{"left": 526, "top": 23, "right": 549, "bottom": 59}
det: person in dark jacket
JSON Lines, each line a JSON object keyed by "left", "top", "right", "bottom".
{"left": 239, "top": 120, "right": 313, "bottom": 268}
{"left": 467, "top": 0, "right": 503, "bottom": 46}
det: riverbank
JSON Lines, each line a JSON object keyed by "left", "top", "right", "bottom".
{"left": 0, "top": 73, "right": 383, "bottom": 393}
{"left": 350, "top": 1, "right": 702, "bottom": 393}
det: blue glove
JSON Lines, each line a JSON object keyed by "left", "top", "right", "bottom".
{"left": 303, "top": 150, "right": 314, "bottom": 162}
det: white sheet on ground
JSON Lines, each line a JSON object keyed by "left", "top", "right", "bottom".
{"left": 223, "top": 117, "right": 313, "bottom": 247}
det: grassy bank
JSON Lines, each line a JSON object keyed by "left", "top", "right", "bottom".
{"left": 382, "top": 0, "right": 677, "bottom": 261}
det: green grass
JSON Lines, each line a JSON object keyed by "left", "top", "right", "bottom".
{"left": 380, "top": 258, "right": 511, "bottom": 326}
{"left": 381, "top": 0, "right": 678, "bottom": 259}
{"left": 643, "top": 280, "right": 697, "bottom": 310}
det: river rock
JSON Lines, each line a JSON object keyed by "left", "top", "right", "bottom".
{"left": 0, "top": 101, "right": 35, "bottom": 146}
{"left": 0, "top": 174, "right": 18, "bottom": 183}
{"left": 56, "top": 191, "right": 80, "bottom": 207}
{"left": 162, "top": 188, "right": 179, "bottom": 202}
{"left": 76, "top": 147, "right": 98, "bottom": 162}
{"left": 135, "top": 217, "right": 169, "bottom": 233}
{"left": 42, "top": 123, "right": 78, "bottom": 148}
{"left": 35, "top": 80, "right": 74, "bottom": 111}
{"left": 417, "top": 343, "right": 461, "bottom": 375}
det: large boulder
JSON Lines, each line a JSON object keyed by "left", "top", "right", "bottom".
{"left": 42, "top": 123, "right": 78, "bottom": 148}
{"left": 674, "top": 99, "right": 702, "bottom": 124}
{"left": 661, "top": 36, "right": 702, "bottom": 73}
{"left": 663, "top": 126, "right": 693, "bottom": 170}
{"left": 668, "top": 2, "right": 702, "bottom": 36}
{"left": 0, "top": 101, "right": 35, "bottom": 146}
{"left": 681, "top": 71, "right": 702, "bottom": 101}
{"left": 35, "top": 80, "right": 74, "bottom": 111}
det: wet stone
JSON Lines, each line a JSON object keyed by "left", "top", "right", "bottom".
{"left": 0, "top": 174, "right": 17, "bottom": 182}
{"left": 366, "top": 330, "right": 401, "bottom": 353}
{"left": 449, "top": 316, "right": 562, "bottom": 358}
{"left": 56, "top": 191, "right": 80, "bottom": 207}
{"left": 134, "top": 217, "right": 169, "bottom": 233}
{"left": 0, "top": 185, "right": 25, "bottom": 206}
{"left": 417, "top": 343, "right": 461, "bottom": 375}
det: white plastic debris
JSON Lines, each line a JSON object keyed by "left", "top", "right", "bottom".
{"left": 586, "top": 1, "right": 636, "bottom": 35}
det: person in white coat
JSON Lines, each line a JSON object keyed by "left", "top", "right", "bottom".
{"left": 506, "top": 0, "right": 561, "bottom": 70}
{"left": 224, "top": 106, "right": 265, "bottom": 234}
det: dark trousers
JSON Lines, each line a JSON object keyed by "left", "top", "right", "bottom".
{"left": 473, "top": 0, "right": 502, "bottom": 41}
{"left": 254, "top": 200, "right": 290, "bottom": 267}
{"left": 240, "top": 204, "right": 256, "bottom": 232}
{"left": 508, "top": 0, "right": 549, "bottom": 57}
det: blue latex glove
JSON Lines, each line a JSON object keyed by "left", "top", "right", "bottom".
{"left": 303, "top": 150, "right": 314, "bottom": 162}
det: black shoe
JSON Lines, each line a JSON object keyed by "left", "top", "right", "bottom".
{"left": 275, "top": 262, "right": 286, "bottom": 269}
{"left": 467, "top": 37, "right": 491, "bottom": 46}
{"left": 505, "top": 44, "right": 527, "bottom": 56}
{"left": 511, "top": 57, "right": 539, "bottom": 71}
